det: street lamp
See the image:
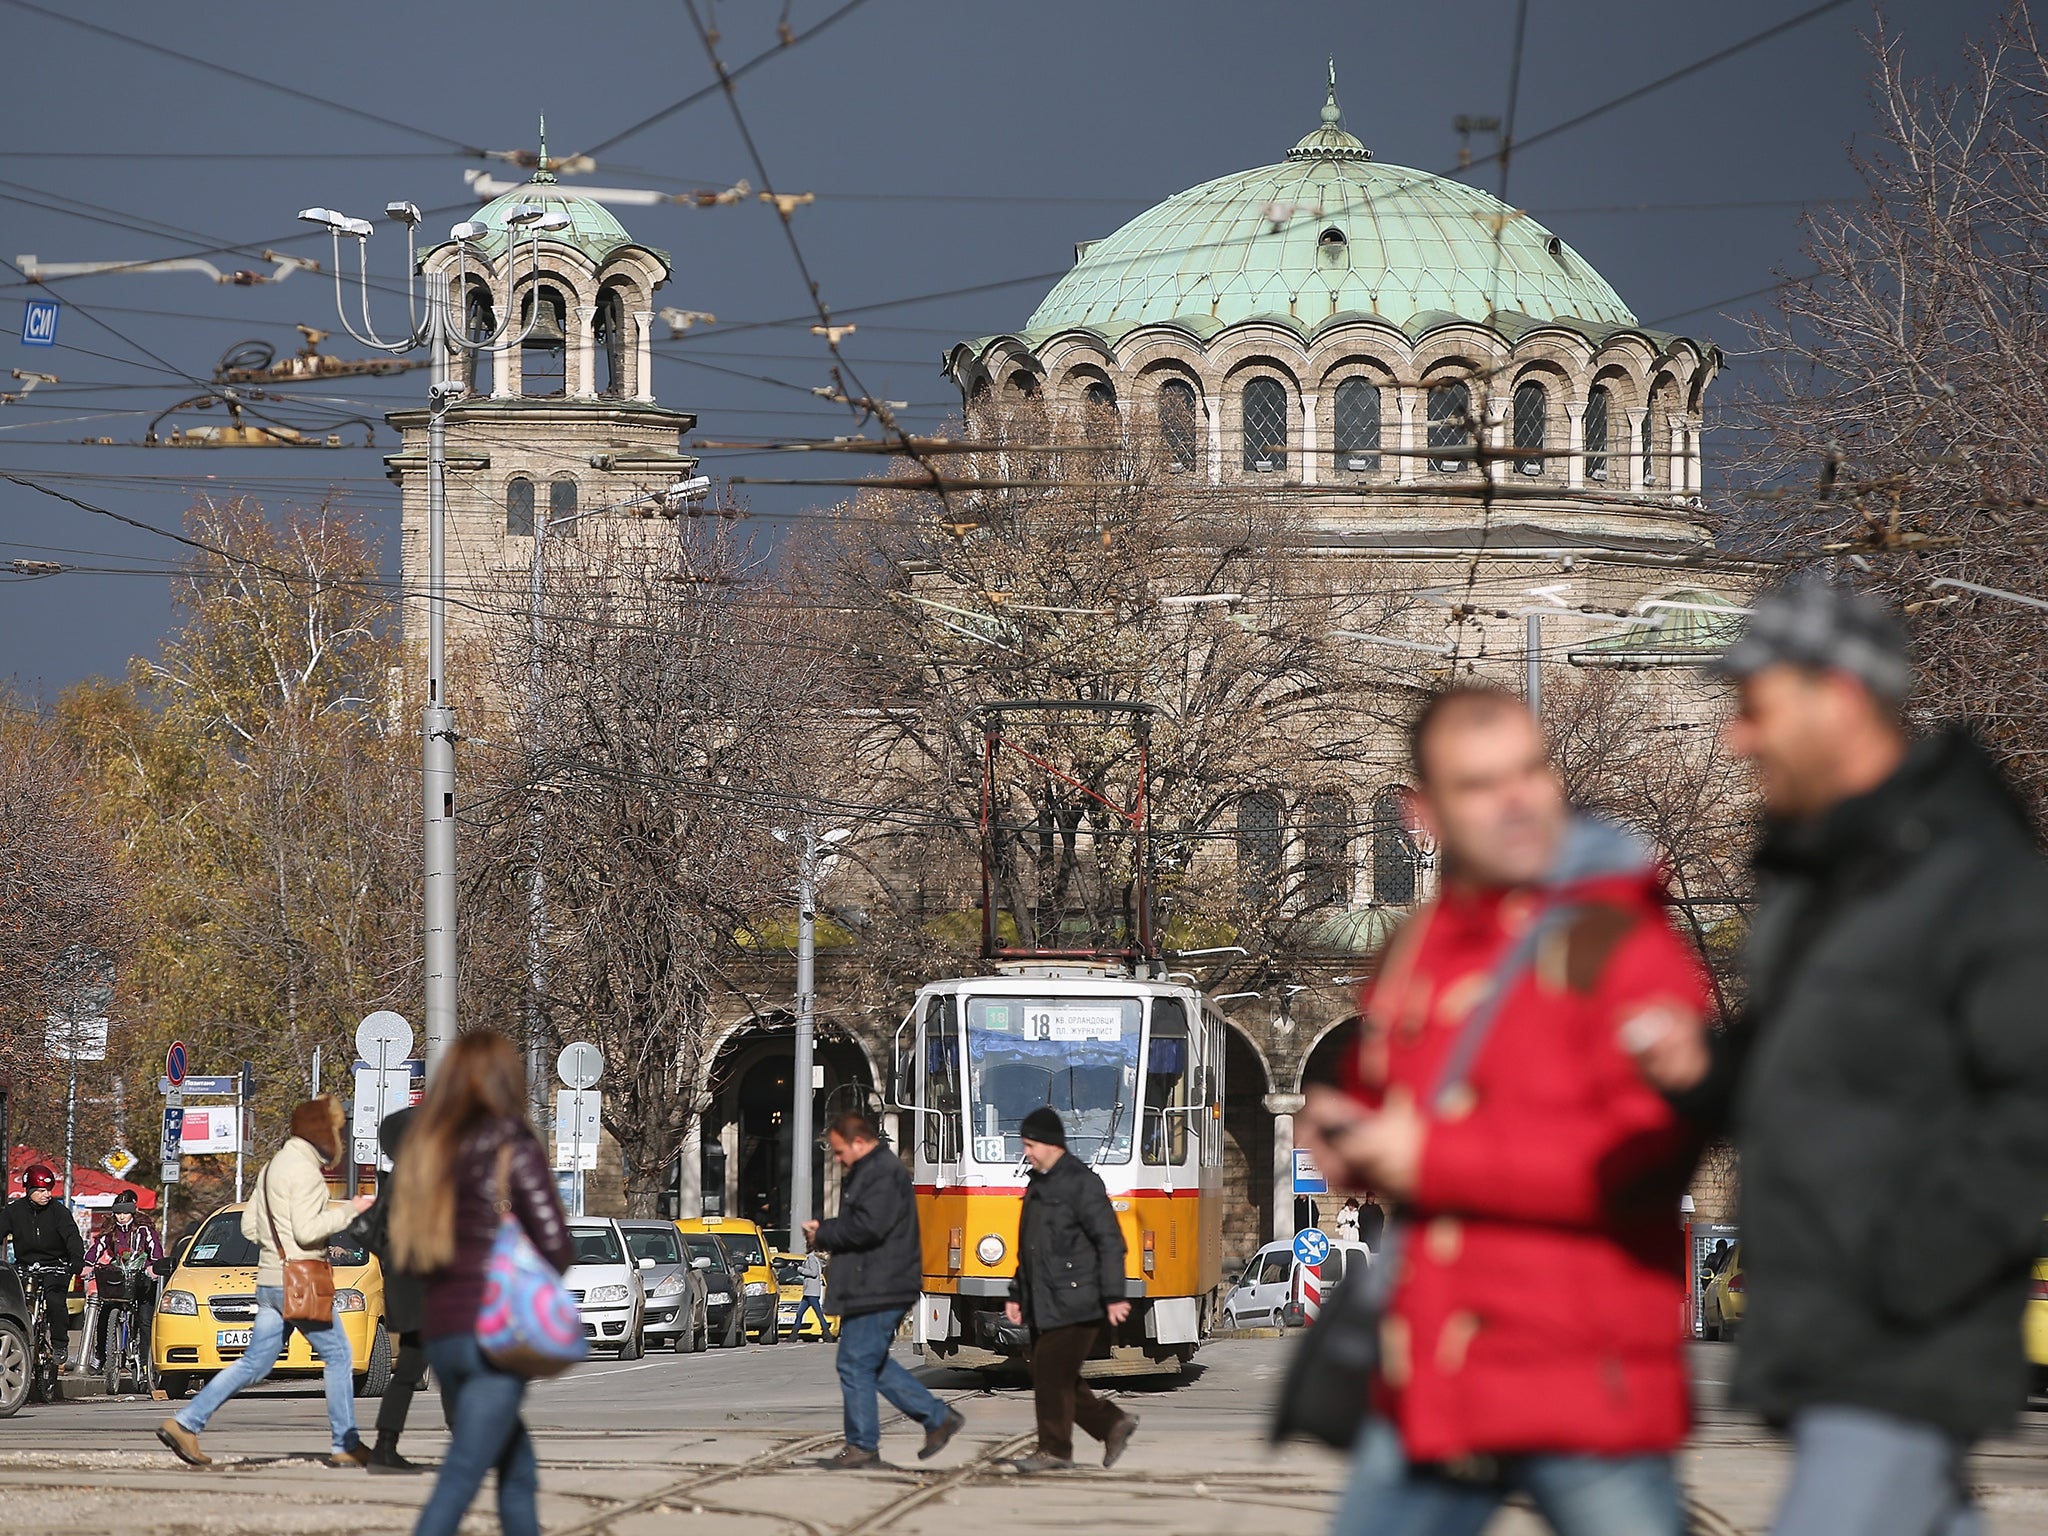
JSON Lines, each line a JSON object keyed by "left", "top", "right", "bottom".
{"left": 296, "top": 198, "right": 556, "bottom": 1074}
{"left": 771, "top": 824, "right": 851, "bottom": 1233}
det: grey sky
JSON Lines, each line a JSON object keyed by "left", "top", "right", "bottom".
{"left": 0, "top": 0, "right": 1997, "bottom": 694}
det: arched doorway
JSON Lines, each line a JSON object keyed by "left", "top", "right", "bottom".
{"left": 1300, "top": 1016, "right": 1359, "bottom": 1091}
{"left": 1221, "top": 1022, "right": 1272, "bottom": 1265}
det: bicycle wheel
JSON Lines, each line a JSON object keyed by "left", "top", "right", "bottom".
{"left": 103, "top": 1312, "right": 126, "bottom": 1397}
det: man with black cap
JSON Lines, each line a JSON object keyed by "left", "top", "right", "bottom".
{"left": 1631, "top": 579, "right": 2048, "bottom": 1536}
{"left": 1004, "top": 1107, "right": 1138, "bottom": 1473}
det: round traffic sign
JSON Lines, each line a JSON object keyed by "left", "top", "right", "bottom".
{"left": 355, "top": 1010, "right": 414, "bottom": 1066}
{"left": 165, "top": 1041, "right": 187, "bottom": 1088}
{"left": 557, "top": 1042, "right": 603, "bottom": 1090}
{"left": 1292, "top": 1227, "right": 1331, "bottom": 1267}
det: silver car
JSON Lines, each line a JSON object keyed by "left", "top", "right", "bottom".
{"left": 619, "top": 1220, "right": 709, "bottom": 1353}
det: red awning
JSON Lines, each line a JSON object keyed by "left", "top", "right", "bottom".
{"left": 8, "top": 1145, "right": 158, "bottom": 1210}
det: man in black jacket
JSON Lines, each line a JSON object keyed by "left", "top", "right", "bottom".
{"left": 348, "top": 1108, "right": 432, "bottom": 1473}
{"left": 1004, "top": 1108, "right": 1139, "bottom": 1473}
{"left": 803, "top": 1112, "right": 964, "bottom": 1468}
{"left": 2, "top": 1164, "right": 84, "bottom": 1370}
{"left": 1633, "top": 581, "right": 2048, "bottom": 1536}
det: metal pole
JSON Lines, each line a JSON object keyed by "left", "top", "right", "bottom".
{"left": 234, "top": 1071, "right": 244, "bottom": 1202}
{"left": 63, "top": 1047, "right": 76, "bottom": 1208}
{"left": 422, "top": 274, "right": 458, "bottom": 1076}
{"left": 524, "top": 506, "right": 551, "bottom": 1129}
{"left": 1526, "top": 612, "right": 1543, "bottom": 722}
{"left": 789, "top": 830, "right": 817, "bottom": 1234}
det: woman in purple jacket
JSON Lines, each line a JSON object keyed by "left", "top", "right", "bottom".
{"left": 391, "top": 1032, "right": 572, "bottom": 1536}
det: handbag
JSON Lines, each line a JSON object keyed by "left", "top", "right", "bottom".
{"left": 476, "top": 1141, "right": 589, "bottom": 1378}
{"left": 262, "top": 1164, "right": 336, "bottom": 1325}
{"left": 1270, "top": 901, "right": 1580, "bottom": 1448}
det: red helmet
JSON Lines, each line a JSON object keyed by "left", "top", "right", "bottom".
{"left": 22, "top": 1164, "right": 57, "bottom": 1192}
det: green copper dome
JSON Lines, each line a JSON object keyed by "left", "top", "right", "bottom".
{"left": 1024, "top": 72, "right": 1635, "bottom": 343}
{"left": 463, "top": 175, "right": 640, "bottom": 265}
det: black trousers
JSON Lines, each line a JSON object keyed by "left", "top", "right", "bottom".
{"left": 1028, "top": 1323, "right": 1125, "bottom": 1461}
{"left": 375, "top": 1330, "right": 431, "bottom": 1439}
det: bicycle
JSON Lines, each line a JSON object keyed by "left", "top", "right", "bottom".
{"left": 95, "top": 1255, "right": 154, "bottom": 1397}
{"left": 21, "top": 1263, "right": 72, "bottom": 1405}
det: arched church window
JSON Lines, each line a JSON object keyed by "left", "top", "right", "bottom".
{"left": 1158, "top": 379, "right": 1199, "bottom": 473}
{"left": 1301, "top": 791, "right": 1352, "bottom": 909}
{"left": 520, "top": 284, "right": 568, "bottom": 397}
{"left": 506, "top": 477, "right": 535, "bottom": 538}
{"left": 1640, "top": 410, "right": 1656, "bottom": 487}
{"left": 1333, "top": 378, "right": 1381, "bottom": 472}
{"left": 1513, "top": 381, "right": 1547, "bottom": 476}
{"left": 1241, "top": 377, "right": 1288, "bottom": 473}
{"left": 1426, "top": 381, "right": 1471, "bottom": 472}
{"left": 1371, "top": 786, "right": 1418, "bottom": 905}
{"left": 595, "top": 287, "right": 628, "bottom": 397}
{"left": 1585, "top": 385, "right": 1611, "bottom": 482}
{"left": 550, "top": 477, "right": 579, "bottom": 538}
{"left": 1237, "top": 791, "right": 1284, "bottom": 908}
{"left": 463, "top": 282, "right": 496, "bottom": 395}
{"left": 1083, "top": 380, "right": 1116, "bottom": 412}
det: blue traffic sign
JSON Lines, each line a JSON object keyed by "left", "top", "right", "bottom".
{"left": 158, "top": 1074, "right": 236, "bottom": 1095}
{"left": 160, "top": 1107, "right": 185, "bottom": 1159}
{"left": 20, "top": 299, "right": 58, "bottom": 347}
{"left": 1293, "top": 1227, "right": 1331, "bottom": 1267}
{"left": 1292, "top": 1147, "right": 1328, "bottom": 1195}
{"left": 166, "top": 1041, "right": 187, "bottom": 1088}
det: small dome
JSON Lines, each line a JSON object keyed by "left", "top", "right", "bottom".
{"left": 462, "top": 177, "right": 639, "bottom": 266}
{"left": 1023, "top": 69, "right": 1634, "bottom": 344}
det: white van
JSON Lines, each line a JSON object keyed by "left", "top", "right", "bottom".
{"left": 1223, "top": 1238, "right": 1373, "bottom": 1328}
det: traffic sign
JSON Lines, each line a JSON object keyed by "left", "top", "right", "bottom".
{"left": 101, "top": 1148, "right": 137, "bottom": 1179}
{"left": 557, "top": 1042, "right": 603, "bottom": 1090}
{"left": 160, "top": 1156, "right": 180, "bottom": 1185}
{"left": 159, "top": 1074, "right": 234, "bottom": 1096}
{"left": 1292, "top": 1227, "right": 1331, "bottom": 1267}
{"left": 1291, "top": 1147, "right": 1328, "bottom": 1195}
{"left": 355, "top": 1010, "right": 413, "bottom": 1068}
{"left": 20, "top": 298, "right": 58, "bottom": 347}
{"left": 166, "top": 1041, "right": 187, "bottom": 1088}
{"left": 554, "top": 1088, "right": 601, "bottom": 1170}
{"left": 160, "top": 1107, "right": 185, "bottom": 1161}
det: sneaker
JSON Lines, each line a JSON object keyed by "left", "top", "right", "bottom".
{"left": 367, "top": 1444, "right": 423, "bottom": 1475}
{"left": 156, "top": 1419, "right": 211, "bottom": 1468}
{"left": 1012, "top": 1453, "right": 1075, "bottom": 1474}
{"left": 824, "top": 1444, "right": 881, "bottom": 1469}
{"left": 324, "top": 1445, "right": 372, "bottom": 1469}
{"left": 919, "top": 1407, "right": 966, "bottom": 1461}
{"left": 1103, "top": 1413, "right": 1139, "bottom": 1469}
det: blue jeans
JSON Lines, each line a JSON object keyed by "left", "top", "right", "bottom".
{"left": 1771, "top": 1405, "right": 1982, "bottom": 1536}
{"left": 414, "top": 1334, "right": 539, "bottom": 1536}
{"left": 1333, "top": 1418, "right": 1683, "bottom": 1536}
{"left": 175, "top": 1286, "right": 358, "bottom": 1455}
{"left": 797, "top": 1297, "right": 830, "bottom": 1335}
{"left": 834, "top": 1306, "right": 946, "bottom": 1452}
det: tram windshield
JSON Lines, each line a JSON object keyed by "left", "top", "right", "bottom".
{"left": 963, "top": 995, "right": 1140, "bottom": 1164}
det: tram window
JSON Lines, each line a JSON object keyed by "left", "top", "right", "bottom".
{"left": 964, "top": 995, "right": 1141, "bottom": 1163}
{"left": 1143, "top": 999, "right": 1191, "bottom": 1166}
{"left": 921, "top": 996, "right": 962, "bottom": 1162}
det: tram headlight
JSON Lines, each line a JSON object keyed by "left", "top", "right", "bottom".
{"left": 976, "top": 1234, "right": 1006, "bottom": 1266}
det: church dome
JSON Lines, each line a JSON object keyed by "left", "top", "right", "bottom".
{"left": 1025, "top": 72, "right": 1635, "bottom": 344}
{"left": 462, "top": 174, "right": 639, "bottom": 265}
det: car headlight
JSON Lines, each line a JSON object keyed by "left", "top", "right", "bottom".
{"left": 160, "top": 1289, "right": 197, "bottom": 1316}
{"left": 705, "top": 1291, "right": 731, "bottom": 1304}
{"left": 651, "top": 1271, "right": 686, "bottom": 1298}
{"left": 744, "top": 1281, "right": 770, "bottom": 1297}
{"left": 334, "top": 1289, "right": 366, "bottom": 1313}
{"left": 586, "top": 1284, "right": 630, "bottom": 1306}
{"left": 976, "top": 1234, "right": 1006, "bottom": 1266}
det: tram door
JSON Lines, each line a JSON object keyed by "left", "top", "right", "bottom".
{"left": 914, "top": 993, "right": 963, "bottom": 1183}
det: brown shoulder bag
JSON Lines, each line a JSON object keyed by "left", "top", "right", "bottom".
{"left": 263, "top": 1163, "right": 335, "bottom": 1324}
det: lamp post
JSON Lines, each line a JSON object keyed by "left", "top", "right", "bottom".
{"left": 296, "top": 199, "right": 565, "bottom": 1073}
{"left": 773, "top": 825, "right": 850, "bottom": 1233}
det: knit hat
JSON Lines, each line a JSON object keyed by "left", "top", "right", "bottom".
{"left": 1019, "top": 1107, "right": 1067, "bottom": 1149}
{"left": 1712, "top": 580, "right": 1912, "bottom": 703}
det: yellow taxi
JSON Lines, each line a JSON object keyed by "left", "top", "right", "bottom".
{"left": 2026, "top": 1228, "right": 2048, "bottom": 1398}
{"left": 1702, "top": 1242, "right": 1745, "bottom": 1342}
{"left": 770, "top": 1251, "right": 839, "bottom": 1341}
{"left": 675, "top": 1216, "right": 780, "bottom": 1343}
{"left": 154, "top": 1202, "right": 392, "bottom": 1400}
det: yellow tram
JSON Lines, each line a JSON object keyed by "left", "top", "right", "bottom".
{"left": 899, "top": 964, "right": 1227, "bottom": 1376}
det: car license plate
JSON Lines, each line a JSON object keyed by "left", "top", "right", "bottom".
{"left": 706, "top": 1292, "right": 731, "bottom": 1305}
{"left": 217, "top": 1328, "right": 253, "bottom": 1348}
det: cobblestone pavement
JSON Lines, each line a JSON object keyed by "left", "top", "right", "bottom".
{"left": 0, "top": 1340, "right": 2042, "bottom": 1534}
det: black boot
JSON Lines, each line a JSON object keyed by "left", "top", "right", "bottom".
{"left": 367, "top": 1432, "right": 422, "bottom": 1475}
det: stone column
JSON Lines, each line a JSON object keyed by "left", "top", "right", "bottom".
{"left": 1563, "top": 401, "right": 1586, "bottom": 491}
{"left": 1206, "top": 390, "right": 1223, "bottom": 485}
{"left": 677, "top": 1109, "right": 705, "bottom": 1219}
{"left": 632, "top": 309, "right": 656, "bottom": 400}
{"left": 1485, "top": 397, "right": 1509, "bottom": 486}
{"left": 719, "top": 1117, "right": 740, "bottom": 1216}
{"left": 1395, "top": 389, "right": 1417, "bottom": 486}
{"left": 571, "top": 304, "right": 598, "bottom": 400}
{"left": 1625, "top": 407, "right": 1649, "bottom": 494}
{"left": 493, "top": 334, "right": 518, "bottom": 399}
{"left": 1264, "top": 1091, "right": 1305, "bottom": 1243}
{"left": 1299, "top": 390, "right": 1319, "bottom": 486}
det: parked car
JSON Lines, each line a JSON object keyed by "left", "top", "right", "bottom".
{"left": 675, "top": 1216, "right": 779, "bottom": 1344}
{"left": 1703, "top": 1242, "right": 1746, "bottom": 1342}
{"left": 770, "top": 1252, "right": 838, "bottom": 1341}
{"left": 1223, "top": 1238, "right": 1372, "bottom": 1329}
{"left": 153, "top": 1204, "right": 392, "bottom": 1401}
{"left": 619, "top": 1219, "right": 708, "bottom": 1353}
{"left": 2025, "top": 1225, "right": 2047, "bottom": 1401}
{"left": 0, "top": 1261, "right": 32, "bottom": 1417}
{"left": 565, "top": 1219, "right": 646, "bottom": 1360}
{"left": 678, "top": 1231, "right": 745, "bottom": 1348}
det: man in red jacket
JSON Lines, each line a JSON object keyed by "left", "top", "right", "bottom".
{"left": 1301, "top": 686, "right": 1707, "bottom": 1536}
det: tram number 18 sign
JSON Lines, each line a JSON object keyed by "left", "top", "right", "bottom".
{"left": 1026, "top": 1005, "right": 1124, "bottom": 1042}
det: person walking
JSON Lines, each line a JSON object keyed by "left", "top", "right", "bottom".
{"left": 796, "top": 1248, "right": 831, "bottom": 1341}
{"left": 86, "top": 1189, "right": 162, "bottom": 1371}
{"left": 390, "top": 1032, "right": 574, "bottom": 1536}
{"left": 3, "top": 1164, "right": 85, "bottom": 1373}
{"left": 1005, "top": 1107, "right": 1139, "bottom": 1474}
{"left": 801, "top": 1111, "right": 964, "bottom": 1468}
{"left": 157, "top": 1098, "right": 373, "bottom": 1468}
{"left": 1631, "top": 582, "right": 2048, "bottom": 1536}
{"left": 1335, "top": 1197, "right": 1361, "bottom": 1244}
{"left": 1300, "top": 685, "right": 1708, "bottom": 1536}
{"left": 1356, "top": 1193, "right": 1387, "bottom": 1251}
{"left": 347, "top": 1107, "right": 431, "bottom": 1473}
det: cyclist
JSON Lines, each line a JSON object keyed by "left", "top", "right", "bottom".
{"left": 87, "top": 1191, "right": 162, "bottom": 1370}
{"left": 2, "top": 1164, "right": 85, "bottom": 1372}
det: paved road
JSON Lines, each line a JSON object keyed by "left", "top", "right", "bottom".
{"left": 0, "top": 1339, "right": 2043, "bottom": 1534}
